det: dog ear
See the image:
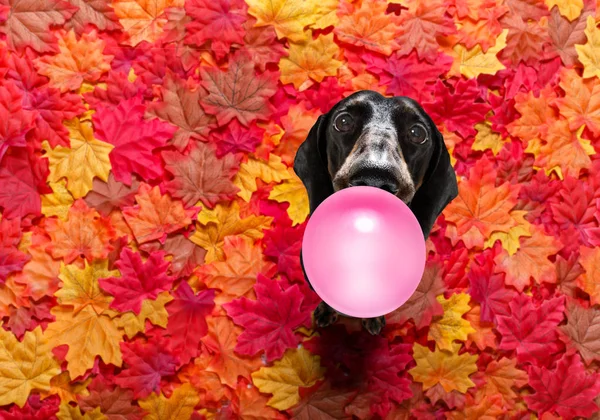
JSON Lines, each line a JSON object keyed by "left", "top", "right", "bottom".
{"left": 293, "top": 114, "right": 335, "bottom": 214}
{"left": 409, "top": 122, "right": 459, "bottom": 239}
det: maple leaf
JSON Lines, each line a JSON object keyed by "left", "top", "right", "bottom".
{"left": 48, "top": 370, "right": 90, "bottom": 404}
{"left": 84, "top": 173, "right": 140, "bottom": 217}
{"left": 423, "top": 78, "right": 492, "bottom": 139}
{"left": 184, "top": 0, "right": 247, "bottom": 58}
{"left": 201, "top": 316, "right": 263, "bottom": 388}
{"left": 245, "top": 0, "right": 317, "bottom": 42}
{"left": 162, "top": 142, "right": 240, "bottom": 209}
{"left": 111, "top": 0, "right": 183, "bottom": 46}
{"left": 137, "top": 383, "right": 200, "bottom": 420}
{"left": 0, "top": 326, "right": 60, "bottom": 408}
{"left": 34, "top": 29, "right": 112, "bottom": 93}
{"left": 161, "top": 281, "right": 215, "bottom": 365}
{"left": 451, "top": 29, "right": 508, "bottom": 78}
{"left": 493, "top": 224, "right": 561, "bottom": 291}
{"left": 484, "top": 210, "right": 532, "bottom": 256}
{"left": 396, "top": 0, "right": 457, "bottom": 63}
{"left": 0, "top": 217, "right": 30, "bottom": 283}
{"left": 409, "top": 342, "right": 478, "bottom": 393}
{"left": 199, "top": 50, "right": 278, "bottom": 126}
{"left": 576, "top": 16, "right": 600, "bottom": 78}
{"left": 496, "top": 293, "right": 566, "bottom": 365}
{"left": 55, "top": 259, "right": 117, "bottom": 315}
{"left": 474, "top": 356, "right": 528, "bottom": 407}
{"left": 444, "top": 157, "right": 519, "bottom": 249}
{"left": 115, "top": 339, "right": 178, "bottom": 399}
{"left": 78, "top": 386, "right": 145, "bottom": 420}
{"left": 233, "top": 154, "right": 291, "bottom": 202}
{"left": 0, "top": 80, "right": 35, "bottom": 163}
{"left": 291, "top": 380, "right": 354, "bottom": 420}
{"left": 0, "top": 0, "right": 77, "bottom": 53}
{"left": 190, "top": 200, "right": 272, "bottom": 262}
{"left": 42, "top": 180, "right": 74, "bottom": 220}
{"left": 63, "top": 0, "right": 119, "bottom": 34}
{"left": 428, "top": 293, "right": 476, "bottom": 351}
{"left": 243, "top": 19, "right": 286, "bottom": 72}
{"left": 546, "top": 0, "right": 583, "bottom": 21}
{"left": 500, "top": 14, "right": 553, "bottom": 65}
{"left": 92, "top": 95, "right": 177, "bottom": 185}
{"left": 114, "top": 291, "right": 172, "bottom": 339}
{"left": 122, "top": 183, "right": 196, "bottom": 245}
{"left": 558, "top": 300, "right": 600, "bottom": 365}
{"left": 279, "top": 32, "right": 342, "bottom": 91}
{"left": 223, "top": 274, "right": 311, "bottom": 362}
{"left": 386, "top": 260, "right": 444, "bottom": 329}
{"left": 11, "top": 236, "right": 61, "bottom": 301}
{"left": 506, "top": 85, "right": 558, "bottom": 142}
{"left": 548, "top": 1, "right": 593, "bottom": 66}
{"left": 555, "top": 67, "right": 600, "bottom": 136}
{"left": 45, "top": 199, "right": 116, "bottom": 264}
{"left": 211, "top": 118, "right": 264, "bottom": 158}
{"left": 43, "top": 118, "right": 113, "bottom": 199}
{"left": 195, "top": 235, "right": 277, "bottom": 304}
{"left": 145, "top": 71, "right": 217, "bottom": 151}
{"left": 333, "top": 0, "right": 401, "bottom": 56}
{"left": 98, "top": 247, "right": 175, "bottom": 315}
{"left": 525, "top": 352, "right": 600, "bottom": 418}
{"left": 268, "top": 172, "right": 309, "bottom": 226}
{"left": 161, "top": 234, "right": 206, "bottom": 278}
{"left": 252, "top": 346, "right": 326, "bottom": 410}
{"left": 464, "top": 304, "right": 497, "bottom": 350}
{"left": 57, "top": 401, "right": 105, "bottom": 419}
{"left": 45, "top": 305, "right": 122, "bottom": 378}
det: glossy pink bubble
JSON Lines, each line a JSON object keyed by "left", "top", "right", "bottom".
{"left": 302, "top": 186, "right": 426, "bottom": 318}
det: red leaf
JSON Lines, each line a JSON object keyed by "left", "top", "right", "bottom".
{"left": 496, "top": 293, "right": 566, "bottom": 365}
{"left": 0, "top": 80, "right": 35, "bottom": 162}
{"left": 525, "top": 353, "right": 600, "bottom": 419}
{"left": 162, "top": 141, "right": 240, "bottom": 209}
{"left": 115, "top": 339, "right": 179, "bottom": 399}
{"left": 79, "top": 386, "right": 145, "bottom": 420}
{"left": 0, "top": 217, "right": 30, "bottom": 283}
{"left": 162, "top": 234, "right": 207, "bottom": 278}
{"left": 0, "top": 146, "right": 49, "bottom": 219}
{"left": 291, "top": 380, "right": 355, "bottom": 420}
{"left": 92, "top": 95, "right": 177, "bottom": 185}
{"left": 500, "top": 14, "right": 554, "bottom": 66}
{"left": 99, "top": 247, "right": 176, "bottom": 314}
{"left": 63, "top": 0, "right": 119, "bottom": 34}
{"left": 548, "top": 1, "right": 593, "bottom": 67}
{"left": 83, "top": 173, "right": 141, "bottom": 217}
{"left": 242, "top": 18, "right": 286, "bottom": 73}
{"left": 199, "top": 50, "right": 278, "bottom": 126}
{"left": 0, "top": 0, "right": 77, "bottom": 53}
{"left": 211, "top": 118, "right": 263, "bottom": 158}
{"left": 83, "top": 70, "right": 143, "bottom": 109}
{"left": 223, "top": 274, "right": 312, "bottom": 362}
{"left": 262, "top": 220, "right": 306, "bottom": 283}
{"left": 184, "top": 0, "right": 247, "bottom": 59}
{"left": 162, "top": 281, "right": 215, "bottom": 365}
{"left": 422, "top": 79, "right": 492, "bottom": 138}
{"left": 1, "top": 394, "right": 60, "bottom": 419}
{"left": 4, "top": 296, "right": 53, "bottom": 339}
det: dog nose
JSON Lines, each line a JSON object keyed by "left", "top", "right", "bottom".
{"left": 348, "top": 169, "right": 400, "bottom": 195}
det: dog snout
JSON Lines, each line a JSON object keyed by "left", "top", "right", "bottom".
{"left": 348, "top": 167, "right": 400, "bottom": 195}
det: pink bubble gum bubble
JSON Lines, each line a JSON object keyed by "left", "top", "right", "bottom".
{"left": 302, "top": 186, "right": 426, "bottom": 318}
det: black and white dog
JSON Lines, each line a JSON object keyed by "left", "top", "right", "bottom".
{"left": 294, "top": 90, "right": 459, "bottom": 335}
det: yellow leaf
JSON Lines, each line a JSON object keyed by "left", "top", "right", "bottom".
{"left": 312, "top": 0, "right": 339, "bottom": 29}
{"left": 484, "top": 210, "right": 532, "bottom": 256}
{"left": 55, "top": 259, "right": 119, "bottom": 315}
{"left": 452, "top": 29, "right": 508, "bottom": 78}
{"left": 42, "top": 180, "right": 74, "bottom": 221}
{"left": 428, "top": 293, "right": 476, "bottom": 351}
{"left": 576, "top": 16, "right": 600, "bottom": 79}
{"left": 545, "top": 0, "right": 583, "bottom": 21}
{"left": 251, "top": 346, "right": 326, "bottom": 410}
{"left": 138, "top": 383, "right": 200, "bottom": 420}
{"left": 246, "top": 0, "right": 318, "bottom": 43}
{"left": 111, "top": 291, "right": 173, "bottom": 339}
{"left": 43, "top": 118, "right": 114, "bottom": 199}
{"left": 409, "top": 342, "right": 478, "bottom": 393}
{"left": 472, "top": 121, "right": 507, "bottom": 156}
{"left": 190, "top": 201, "right": 272, "bottom": 263}
{"left": 233, "top": 154, "right": 291, "bottom": 202}
{"left": 48, "top": 371, "right": 91, "bottom": 404}
{"left": 111, "top": 0, "right": 184, "bottom": 46}
{"left": 45, "top": 305, "right": 123, "bottom": 378}
{"left": 268, "top": 171, "right": 310, "bottom": 225}
{"left": 34, "top": 29, "right": 112, "bottom": 93}
{"left": 57, "top": 402, "right": 107, "bottom": 420}
{"left": 0, "top": 326, "right": 61, "bottom": 408}
{"left": 279, "top": 32, "right": 342, "bottom": 91}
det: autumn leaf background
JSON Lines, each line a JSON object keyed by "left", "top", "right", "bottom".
{"left": 2, "top": 0, "right": 600, "bottom": 418}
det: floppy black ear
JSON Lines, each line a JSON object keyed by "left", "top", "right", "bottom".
{"left": 409, "top": 123, "right": 459, "bottom": 239}
{"left": 293, "top": 114, "right": 335, "bottom": 214}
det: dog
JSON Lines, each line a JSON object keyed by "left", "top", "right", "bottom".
{"left": 293, "top": 90, "right": 459, "bottom": 335}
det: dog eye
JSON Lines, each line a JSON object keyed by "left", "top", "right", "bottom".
{"left": 333, "top": 113, "right": 355, "bottom": 132}
{"left": 408, "top": 124, "right": 427, "bottom": 144}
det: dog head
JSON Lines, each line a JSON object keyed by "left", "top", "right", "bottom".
{"left": 293, "top": 90, "right": 458, "bottom": 239}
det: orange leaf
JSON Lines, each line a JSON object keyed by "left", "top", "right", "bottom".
{"left": 474, "top": 357, "right": 528, "bottom": 406}
{"left": 201, "top": 316, "right": 263, "bottom": 388}
{"left": 194, "top": 235, "right": 277, "bottom": 305}
{"left": 273, "top": 102, "right": 321, "bottom": 166}
{"left": 494, "top": 224, "right": 561, "bottom": 291}
{"left": 465, "top": 304, "right": 497, "bottom": 351}
{"left": 578, "top": 245, "right": 600, "bottom": 306}
{"left": 444, "top": 157, "right": 519, "bottom": 250}
{"left": 122, "top": 183, "right": 196, "bottom": 245}
{"left": 45, "top": 199, "right": 117, "bottom": 265}
{"left": 34, "top": 29, "right": 112, "bottom": 93}
{"left": 333, "top": 0, "right": 402, "bottom": 56}
{"left": 554, "top": 67, "right": 600, "bottom": 136}
{"left": 506, "top": 86, "right": 558, "bottom": 142}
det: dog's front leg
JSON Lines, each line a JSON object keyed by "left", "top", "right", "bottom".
{"left": 361, "top": 316, "right": 386, "bottom": 335}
